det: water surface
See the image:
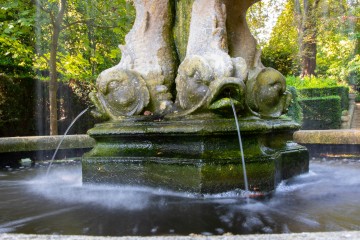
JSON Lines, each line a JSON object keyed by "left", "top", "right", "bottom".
{"left": 0, "top": 160, "right": 359, "bottom": 236}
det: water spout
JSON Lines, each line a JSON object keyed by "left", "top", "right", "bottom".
{"left": 46, "top": 107, "right": 90, "bottom": 176}
{"left": 229, "top": 98, "right": 249, "bottom": 198}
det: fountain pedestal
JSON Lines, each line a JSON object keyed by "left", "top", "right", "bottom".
{"left": 83, "top": 115, "right": 308, "bottom": 193}
{"left": 83, "top": 0, "right": 309, "bottom": 194}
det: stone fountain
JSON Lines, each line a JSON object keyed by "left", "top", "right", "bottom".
{"left": 83, "top": 0, "right": 309, "bottom": 194}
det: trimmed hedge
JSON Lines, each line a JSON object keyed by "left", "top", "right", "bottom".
{"left": 299, "top": 96, "right": 342, "bottom": 130}
{"left": 298, "top": 86, "right": 349, "bottom": 111}
{"left": 285, "top": 86, "right": 303, "bottom": 124}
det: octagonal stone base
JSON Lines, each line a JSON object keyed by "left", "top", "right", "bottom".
{"left": 82, "top": 114, "right": 309, "bottom": 194}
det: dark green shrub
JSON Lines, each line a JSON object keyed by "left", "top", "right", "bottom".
{"left": 298, "top": 86, "right": 349, "bottom": 110}
{"left": 299, "top": 96, "right": 342, "bottom": 130}
{"left": 285, "top": 86, "right": 303, "bottom": 124}
{"left": 0, "top": 74, "right": 36, "bottom": 136}
{"left": 356, "top": 92, "right": 360, "bottom": 102}
{"left": 0, "top": 74, "right": 98, "bottom": 136}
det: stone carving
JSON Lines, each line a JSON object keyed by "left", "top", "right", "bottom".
{"left": 89, "top": 69, "right": 149, "bottom": 119}
{"left": 246, "top": 67, "right": 292, "bottom": 118}
{"left": 174, "top": 0, "right": 247, "bottom": 115}
{"left": 91, "top": 0, "right": 177, "bottom": 119}
{"left": 90, "top": 0, "right": 291, "bottom": 120}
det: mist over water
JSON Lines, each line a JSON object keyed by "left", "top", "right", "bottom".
{"left": 0, "top": 160, "right": 359, "bottom": 236}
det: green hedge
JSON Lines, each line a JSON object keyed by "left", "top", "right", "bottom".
{"left": 285, "top": 86, "right": 303, "bottom": 124}
{"left": 299, "top": 96, "right": 342, "bottom": 130}
{"left": 298, "top": 86, "right": 349, "bottom": 111}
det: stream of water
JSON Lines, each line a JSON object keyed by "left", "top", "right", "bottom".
{"left": 230, "top": 98, "right": 249, "bottom": 199}
{"left": 45, "top": 107, "right": 90, "bottom": 176}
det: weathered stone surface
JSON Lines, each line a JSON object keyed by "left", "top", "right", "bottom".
{"left": 0, "top": 135, "right": 95, "bottom": 153}
{"left": 83, "top": 117, "right": 308, "bottom": 193}
{"left": 294, "top": 130, "right": 360, "bottom": 145}
{"left": 84, "top": 0, "right": 309, "bottom": 194}
{"left": 174, "top": 0, "right": 248, "bottom": 115}
{"left": 90, "top": 0, "right": 291, "bottom": 119}
{"left": 246, "top": 68, "right": 292, "bottom": 118}
{"left": 90, "top": 69, "right": 150, "bottom": 119}
{"left": 91, "top": 0, "right": 177, "bottom": 118}
{"left": 223, "top": 0, "right": 262, "bottom": 70}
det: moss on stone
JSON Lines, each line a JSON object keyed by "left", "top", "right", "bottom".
{"left": 173, "top": 0, "right": 194, "bottom": 62}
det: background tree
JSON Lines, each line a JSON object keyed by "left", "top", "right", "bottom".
{"left": 261, "top": 0, "right": 300, "bottom": 76}
{"left": 247, "top": 0, "right": 287, "bottom": 46}
{"left": 260, "top": 0, "right": 358, "bottom": 83}
{"left": 33, "top": 0, "right": 134, "bottom": 135}
{"left": 295, "top": 0, "right": 321, "bottom": 77}
{"left": 34, "top": 0, "right": 67, "bottom": 135}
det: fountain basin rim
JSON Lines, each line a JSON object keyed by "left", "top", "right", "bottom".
{"left": 0, "top": 135, "right": 95, "bottom": 153}
{"left": 87, "top": 117, "right": 300, "bottom": 137}
{"left": 294, "top": 129, "right": 360, "bottom": 145}
{"left": 1, "top": 231, "right": 360, "bottom": 240}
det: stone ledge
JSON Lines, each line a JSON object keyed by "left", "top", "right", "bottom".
{"left": 0, "top": 135, "right": 95, "bottom": 153}
{"left": 294, "top": 130, "right": 360, "bottom": 145}
{"left": 1, "top": 231, "right": 359, "bottom": 240}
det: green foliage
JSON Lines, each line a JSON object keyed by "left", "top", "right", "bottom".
{"left": 247, "top": 0, "right": 287, "bottom": 46}
{"left": 347, "top": 54, "right": 360, "bottom": 85}
{"left": 298, "top": 86, "right": 349, "bottom": 110}
{"left": 262, "top": 0, "right": 358, "bottom": 82}
{"left": 299, "top": 96, "right": 342, "bottom": 129}
{"left": 355, "top": 92, "right": 360, "bottom": 102}
{"left": 0, "top": 0, "right": 35, "bottom": 76}
{"left": 261, "top": 0, "right": 300, "bottom": 76}
{"left": 34, "top": 0, "right": 135, "bottom": 82}
{"left": 286, "top": 75, "right": 339, "bottom": 89}
{"left": 285, "top": 86, "right": 303, "bottom": 124}
{"left": 286, "top": 75, "right": 349, "bottom": 129}
{"left": 0, "top": 73, "right": 98, "bottom": 136}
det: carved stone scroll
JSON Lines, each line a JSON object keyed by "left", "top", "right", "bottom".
{"left": 91, "top": 0, "right": 177, "bottom": 119}
{"left": 174, "top": 0, "right": 247, "bottom": 115}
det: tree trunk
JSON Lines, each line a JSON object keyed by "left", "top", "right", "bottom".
{"left": 295, "top": 0, "right": 320, "bottom": 77}
{"left": 48, "top": 0, "right": 67, "bottom": 135}
{"left": 49, "top": 29, "right": 59, "bottom": 135}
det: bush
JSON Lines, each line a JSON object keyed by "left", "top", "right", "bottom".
{"left": 0, "top": 74, "right": 36, "bottom": 136}
{"left": 356, "top": 92, "right": 360, "bottom": 103}
{"left": 286, "top": 75, "right": 339, "bottom": 89}
{"left": 0, "top": 74, "right": 98, "bottom": 136}
{"left": 299, "top": 96, "right": 342, "bottom": 130}
{"left": 286, "top": 76, "right": 350, "bottom": 110}
{"left": 285, "top": 86, "right": 303, "bottom": 124}
{"left": 298, "top": 86, "right": 349, "bottom": 111}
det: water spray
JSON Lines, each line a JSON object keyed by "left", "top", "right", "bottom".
{"left": 228, "top": 95, "right": 249, "bottom": 201}
{"left": 45, "top": 106, "right": 91, "bottom": 177}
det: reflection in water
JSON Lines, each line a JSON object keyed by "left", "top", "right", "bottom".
{"left": 0, "top": 160, "right": 359, "bottom": 236}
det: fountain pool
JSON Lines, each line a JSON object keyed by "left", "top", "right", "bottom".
{"left": 0, "top": 159, "right": 359, "bottom": 236}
